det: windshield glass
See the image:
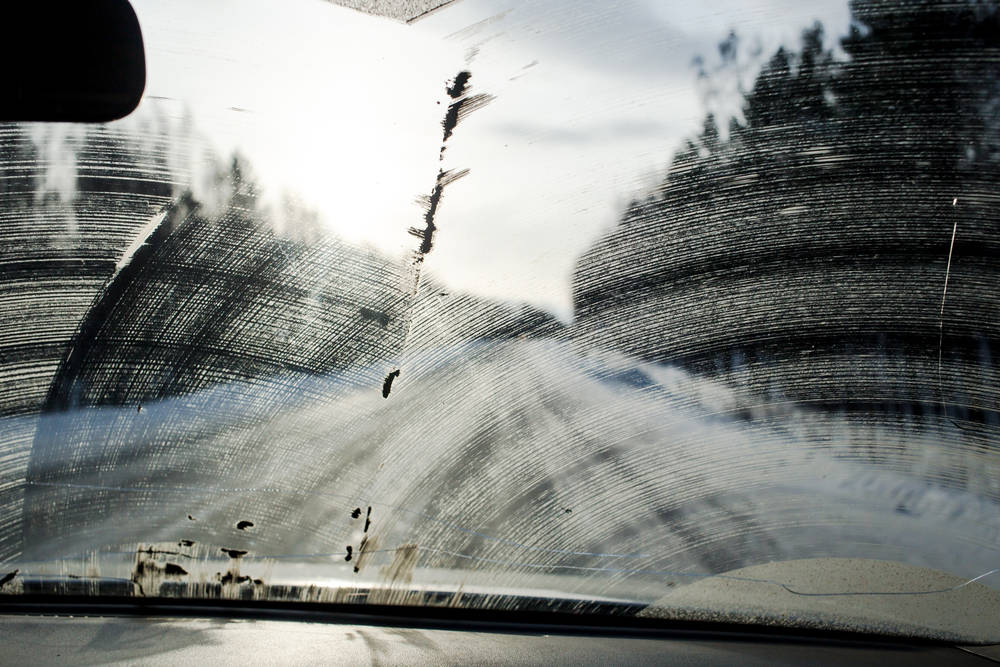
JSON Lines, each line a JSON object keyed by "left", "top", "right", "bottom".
{"left": 1, "top": 0, "right": 999, "bottom": 644}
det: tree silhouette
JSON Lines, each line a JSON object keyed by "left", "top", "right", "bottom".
{"left": 573, "top": 0, "right": 1000, "bottom": 426}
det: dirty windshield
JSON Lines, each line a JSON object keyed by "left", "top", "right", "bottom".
{"left": 1, "top": 0, "right": 999, "bottom": 643}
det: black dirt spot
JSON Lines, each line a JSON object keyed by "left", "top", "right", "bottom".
{"left": 0, "top": 569, "right": 19, "bottom": 588}
{"left": 382, "top": 369, "right": 400, "bottom": 398}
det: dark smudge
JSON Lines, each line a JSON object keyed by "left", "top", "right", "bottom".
{"left": 221, "top": 548, "right": 248, "bottom": 559}
{"left": 406, "top": 71, "right": 489, "bottom": 263}
{"left": 441, "top": 70, "right": 494, "bottom": 144}
{"left": 410, "top": 168, "right": 470, "bottom": 254}
{"left": 359, "top": 307, "right": 391, "bottom": 328}
{"left": 382, "top": 370, "right": 400, "bottom": 398}
{"left": 0, "top": 569, "right": 18, "bottom": 589}
{"left": 354, "top": 535, "right": 370, "bottom": 574}
{"left": 441, "top": 92, "right": 494, "bottom": 144}
{"left": 384, "top": 69, "right": 493, "bottom": 401}
{"left": 446, "top": 70, "right": 471, "bottom": 99}
{"left": 236, "top": 520, "right": 254, "bottom": 531}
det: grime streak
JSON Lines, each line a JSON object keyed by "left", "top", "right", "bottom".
{"left": 388, "top": 70, "right": 493, "bottom": 399}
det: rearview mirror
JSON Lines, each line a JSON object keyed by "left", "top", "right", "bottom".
{"left": 0, "top": 0, "right": 145, "bottom": 122}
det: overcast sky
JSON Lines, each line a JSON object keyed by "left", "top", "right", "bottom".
{"left": 129, "top": 0, "right": 852, "bottom": 320}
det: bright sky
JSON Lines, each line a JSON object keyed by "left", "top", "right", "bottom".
{"left": 129, "top": 0, "right": 852, "bottom": 320}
